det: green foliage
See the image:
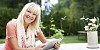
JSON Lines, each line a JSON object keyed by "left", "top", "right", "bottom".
{"left": 49, "top": 17, "right": 64, "bottom": 38}
{"left": 50, "top": 33, "right": 63, "bottom": 39}
{"left": 7, "top": 0, "right": 19, "bottom": 8}
{"left": 42, "top": 0, "right": 71, "bottom": 36}
{"left": 41, "top": 0, "right": 100, "bottom": 36}
{"left": 0, "top": 7, "right": 19, "bottom": 38}
{"left": 50, "top": 30, "right": 64, "bottom": 39}
{"left": 40, "top": 22, "right": 46, "bottom": 29}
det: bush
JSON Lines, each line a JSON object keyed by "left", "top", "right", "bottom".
{"left": 0, "top": 7, "right": 19, "bottom": 38}
{"left": 50, "top": 31, "right": 64, "bottom": 39}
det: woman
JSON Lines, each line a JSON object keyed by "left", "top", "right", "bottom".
{"left": 4, "top": 2, "right": 60, "bottom": 50}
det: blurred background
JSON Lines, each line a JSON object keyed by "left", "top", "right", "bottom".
{"left": 0, "top": 0, "right": 100, "bottom": 43}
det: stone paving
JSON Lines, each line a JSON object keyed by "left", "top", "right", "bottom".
{"left": 59, "top": 43, "right": 100, "bottom": 50}
{"left": 0, "top": 43, "right": 4, "bottom": 50}
{"left": 0, "top": 43, "right": 100, "bottom": 50}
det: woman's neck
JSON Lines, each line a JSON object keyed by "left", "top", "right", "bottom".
{"left": 24, "top": 22, "right": 29, "bottom": 31}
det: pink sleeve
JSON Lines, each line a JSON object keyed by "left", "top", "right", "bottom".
{"left": 6, "top": 21, "right": 17, "bottom": 39}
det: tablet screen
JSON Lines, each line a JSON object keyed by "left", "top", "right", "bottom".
{"left": 43, "top": 38, "right": 63, "bottom": 50}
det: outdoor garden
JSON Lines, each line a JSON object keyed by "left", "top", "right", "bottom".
{"left": 0, "top": 0, "right": 100, "bottom": 49}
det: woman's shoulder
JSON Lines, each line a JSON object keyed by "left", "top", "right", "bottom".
{"left": 7, "top": 19, "right": 17, "bottom": 27}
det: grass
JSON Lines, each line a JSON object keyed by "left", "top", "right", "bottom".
{"left": 0, "top": 39, "right": 5, "bottom": 44}
{"left": 0, "top": 36, "right": 100, "bottom": 44}
{"left": 61, "top": 36, "right": 87, "bottom": 44}
{"left": 36, "top": 35, "right": 88, "bottom": 44}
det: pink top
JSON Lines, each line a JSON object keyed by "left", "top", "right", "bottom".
{"left": 4, "top": 20, "right": 42, "bottom": 50}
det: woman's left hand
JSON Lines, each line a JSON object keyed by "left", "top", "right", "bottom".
{"left": 54, "top": 42, "right": 61, "bottom": 49}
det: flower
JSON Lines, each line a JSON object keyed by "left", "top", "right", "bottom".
{"left": 80, "top": 16, "right": 100, "bottom": 31}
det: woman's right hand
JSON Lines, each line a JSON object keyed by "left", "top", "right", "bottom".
{"left": 35, "top": 44, "right": 45, "bottom": 50}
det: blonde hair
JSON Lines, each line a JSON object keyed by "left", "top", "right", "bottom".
{"left": 17, "top": 2, "right": 41, "bottom": 48}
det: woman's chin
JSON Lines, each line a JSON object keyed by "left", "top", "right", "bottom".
{"left": 25, "top": 19, "right": 33, "bottom": 24}
{"left": 25, "top": 21, "right": 32, "bottom": 24}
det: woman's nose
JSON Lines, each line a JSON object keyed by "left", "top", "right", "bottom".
{"left": 29, "top": 13, "right": 33, "bottom": 17}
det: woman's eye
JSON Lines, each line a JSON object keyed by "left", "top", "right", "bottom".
{"left": 27, "top": 10, "right": 31, "bottom": 13}
{"left": 33, "top": 14, "right": 36, "bottom": 15}
{"left": 33, "top": 14, "right": 37, "bottom": 16}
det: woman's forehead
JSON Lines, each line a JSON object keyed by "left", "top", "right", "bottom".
{"left": 27, "top": 5, "right": 40, "bottom": 15}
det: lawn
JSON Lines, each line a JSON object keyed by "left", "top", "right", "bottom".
{"left": 61, "top": 36, "right": 87, "bottom": 44}
{"left": 0, "top": 36, "right": 100, "bottom": 44}
{"left": 0, "top": 39, "right": 5, "bottom": 44}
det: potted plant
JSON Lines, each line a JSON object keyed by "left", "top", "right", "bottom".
{"left": 80, "top": 16, "right": 100, "bottom": 49}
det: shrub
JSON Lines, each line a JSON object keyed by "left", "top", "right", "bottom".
{"left": 0, "top": 7, "right": 19, "bottom": 38}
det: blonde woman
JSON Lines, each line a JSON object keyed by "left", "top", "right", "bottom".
{"left": 4, "top": 2, "right": 60, "bottom": 50}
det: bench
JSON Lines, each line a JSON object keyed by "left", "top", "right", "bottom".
{"left": 77, "top": 31, "right": 87, "bottom": 40}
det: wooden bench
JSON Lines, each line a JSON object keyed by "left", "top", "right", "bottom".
{"left": 77, "top": 31, "right": 87, "bottom": 40}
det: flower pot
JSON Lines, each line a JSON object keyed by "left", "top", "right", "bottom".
{"left": 87, "top": 31, "right": 99, "bottom": 49}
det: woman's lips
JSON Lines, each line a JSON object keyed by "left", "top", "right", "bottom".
{"left": 27, "top": 16, "right": 33, "bottom": 20}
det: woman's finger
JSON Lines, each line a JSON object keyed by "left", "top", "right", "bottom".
{"left": 39, "top": 48, "right": 43, "bottom": 50}
{"left": 54, "top": 42, "right": 61, "bottom": 49}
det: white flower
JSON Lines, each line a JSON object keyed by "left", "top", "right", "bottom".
{"left": 89, "top": 27, "right": 95, "bottom": 31}
{"left": 84, "top": 26, "right": 89, "bottom": 31}
{"left": 92, "top": 24, "right": 97, "bottom": 27}
{"left": 85, "top": 18, "right": 89, "bottom": 20}
{"left": 89, "top": 17, "right": 96, "bottom": 23}
{"left": 80, "top": 17, "right": 85, "bottom": 20}
{"left": 88, "top": 23, "right": 93, "bottom": 26}
{"left": 80, "top": 17, "right": 100, "bottom": 31}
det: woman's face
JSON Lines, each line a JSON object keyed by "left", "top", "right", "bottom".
{"left": 24, "top": 9, "right": 37, "bottom": 24}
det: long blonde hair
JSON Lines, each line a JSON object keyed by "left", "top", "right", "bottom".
{"left": 17, "top": 2, "right": 41, "bottom": 48}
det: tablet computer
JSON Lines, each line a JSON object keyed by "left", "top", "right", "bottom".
{"left": 43, "top": 38, "right": 63, "bottom": 50}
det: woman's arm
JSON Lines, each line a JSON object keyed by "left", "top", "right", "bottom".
{"left": 9, "top": 37, "right": 35, "bottom": 50}
{"left": 9, "top": 37, "right": 44, "bottom": 50}
{"left": 36, "top": 27, "right": 61, "bottom": 49}
{"left": 36, "top": 31, "right": 47, "bottom": 43}
{"left": 36, "top": 28, "right": 47, "bottom": 43}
